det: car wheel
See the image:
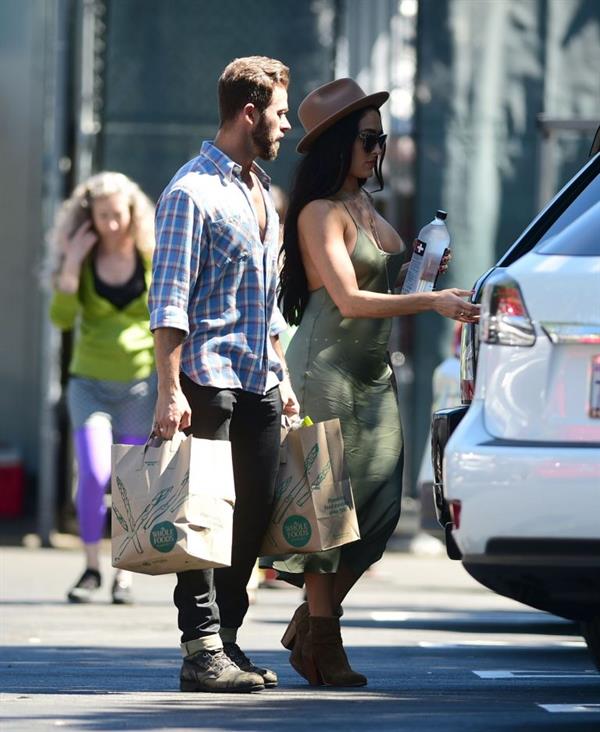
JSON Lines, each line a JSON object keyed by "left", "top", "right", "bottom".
{"left": 581, "top": 617, "right": 600, "bottom": 671}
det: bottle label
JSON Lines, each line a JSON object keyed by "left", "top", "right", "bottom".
{"left": 414, "top": 239, "right": 427, "bottom": 256}
{"left": 401, "top": 239, "right": 428, "bottom": 294}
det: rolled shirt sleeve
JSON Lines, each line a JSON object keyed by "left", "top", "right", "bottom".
{"left": 269, "top": 302, "right": 288, "bottom": 338}
{"left": 149, "top": 188, "right": 203, "bottom": 335}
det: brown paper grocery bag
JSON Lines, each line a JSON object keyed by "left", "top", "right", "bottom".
{"left": 111, "top": 433, "right": 235, "bottom": 575}
{"left": 260, "top": 419, "right": 360, "bottom": 556}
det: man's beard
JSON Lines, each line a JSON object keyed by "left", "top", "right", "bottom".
{"left": 252, "top": 114, "right": 279, "bottom": 161}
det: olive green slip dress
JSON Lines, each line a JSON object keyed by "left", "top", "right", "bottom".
{"left": 267, "top": 211, "right": 405, "bottom": 585}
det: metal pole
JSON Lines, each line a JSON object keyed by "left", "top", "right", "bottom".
{"left": 73, "top": 0, "right": 104, "bottom": 184}
{"left": 37, "top": 0, "right": 71, "bottom": 546}
{"left": 537, "top": 125, "right": 555, "bottom": 211}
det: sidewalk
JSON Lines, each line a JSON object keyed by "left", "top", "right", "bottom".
{"left": 0, "top": 544, "right": 543, "bottom": 731}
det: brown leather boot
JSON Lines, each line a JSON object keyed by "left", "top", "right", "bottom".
{"left": 281, "top": 602, "right": 344, "bottom": 650}
{"left": 281, "top": 603, "right": 310, "bottom": 680}
{"left": 302, "top": 616, "right": 367, "bottom": 687}
{"left": 281, "top": 602, "right": 309, "bottom": 650}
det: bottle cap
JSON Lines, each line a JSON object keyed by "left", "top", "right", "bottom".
{"left": 435, "top": 210, "right": 447, "bottom": 220}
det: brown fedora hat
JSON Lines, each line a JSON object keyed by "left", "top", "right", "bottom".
{"left": 297, "top": 78, "right": 389, "bottom": 154}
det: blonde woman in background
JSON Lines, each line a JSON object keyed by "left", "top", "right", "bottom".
{"left": 49, "top": 172, "right": 156, "bottom": 604}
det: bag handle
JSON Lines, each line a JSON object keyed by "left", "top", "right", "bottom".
{"left": 145, "top": 429, "right": 186, "bottom": 452}
{"left": 282, "top": 415, "right": 314, "bottom": 432}
{"left": 137, "top": 429, "right": 187, "bottom": 470}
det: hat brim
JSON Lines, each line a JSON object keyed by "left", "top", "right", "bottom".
{"left": 296, "top": 90, "right": 389, "bottom": 154}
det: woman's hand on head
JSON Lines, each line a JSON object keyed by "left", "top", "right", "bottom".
{"left": 56, "top": 221, "right": 98, "bottom": 292}
{"left": 433, "top": 288, "right": 480, "bottom": 323}
{"left": 64, "top": 220, "right": 98, "bottom": 265}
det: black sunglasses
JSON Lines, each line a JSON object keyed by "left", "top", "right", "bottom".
{"left": 357, "top": 131, "right": 387, "bottom": 154}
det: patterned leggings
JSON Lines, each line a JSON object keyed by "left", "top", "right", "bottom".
{"left": 72, "top": 425, "right": 145, "bottom": 543}
{"left": 67, "top": 374, "right": 156, "bottom": 543}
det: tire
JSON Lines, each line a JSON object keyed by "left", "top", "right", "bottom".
{"left": 581, "top": 617, "right": 600, "bottom": 671}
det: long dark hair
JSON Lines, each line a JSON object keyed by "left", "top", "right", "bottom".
{"left": 279, "top": 107, "right": 386, "bottom": 325}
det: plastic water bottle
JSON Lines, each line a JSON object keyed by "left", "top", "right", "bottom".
{"left": 401, "top": 210, "right": 450, "bottom": 294}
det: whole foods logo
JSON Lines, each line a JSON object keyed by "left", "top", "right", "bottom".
{"left": 150, "top": 521, "right": 177, "bottom": 553}
{"left": 283, "top": 515, "right": 312, "bottom": 548}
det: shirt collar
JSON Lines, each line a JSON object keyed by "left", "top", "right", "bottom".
{"left": 200, "top": 140, "right": 271, "bottom": 190}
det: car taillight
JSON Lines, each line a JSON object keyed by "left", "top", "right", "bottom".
{"left": 480, "top": 276, "right": 536, "bottom": 346}
{"left": 449, "top": 500, "right": 461, "bottom": 529}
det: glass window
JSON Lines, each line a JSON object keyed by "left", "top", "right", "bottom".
{"left": 536, "top": 170, "right": 600, "bottom": 251}
{"left": 535, "top": 199, "right": 600, "bottom": 256}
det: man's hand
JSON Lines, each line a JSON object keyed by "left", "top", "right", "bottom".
{"left": 153, "top": 385, "right": 192, "bottom": 440}
{"left": 280, "top": 377, "right": 300, "bottom": 417}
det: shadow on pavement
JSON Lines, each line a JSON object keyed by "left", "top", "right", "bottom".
{"left": 2, "top": 645, "right": 598, "bottom": 731}
{"left": 264, "top": 607, "right": 579, "bottom": 636}
{"left": 342, "top": 614, "right": 580, "bottom": 636}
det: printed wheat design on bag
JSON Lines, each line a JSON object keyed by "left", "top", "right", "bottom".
{"left": 272, "top": 442, "right": 332, "bottom": 523}
{"left": 113, "top": 471, "right": 190, "bottom": 562}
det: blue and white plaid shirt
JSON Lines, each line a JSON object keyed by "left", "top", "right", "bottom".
{"left": 149, "top": 141, "right": 286, "bottom": 394}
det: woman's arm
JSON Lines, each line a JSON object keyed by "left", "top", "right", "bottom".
{"left": 299, "top": 201, "right": 478, "bottom": 322}
{"left": 49, "top": 220, "right": 98, "bottom": 329}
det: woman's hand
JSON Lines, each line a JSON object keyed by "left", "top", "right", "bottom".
{"left": 63, "top": 220, "right": 98, "bottom": 265}
{"left": 437, "top": 248, "right": 451, "bottom": 276}
{"left": 56, "top": 221, "right": 98, "bottom": 293}
{"left": 433, "top": 288, "right": 480, "bottom": 323}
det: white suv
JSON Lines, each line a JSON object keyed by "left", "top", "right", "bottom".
{"left": 432, "top": 129, "right": 600, "bottom": 668}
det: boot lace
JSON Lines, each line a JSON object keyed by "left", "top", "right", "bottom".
{"left": 223, "top": 643, "right": 259, "bottom": 672}
{"left": 189, "top": 649, "right": 234, "bottom": 676}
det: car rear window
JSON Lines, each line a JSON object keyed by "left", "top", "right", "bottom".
{"left": 535, "top": 173, "right": 600, "bottom": 256}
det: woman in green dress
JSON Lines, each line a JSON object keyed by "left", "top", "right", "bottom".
{"left": 270, "top": 79, "right": 480, "bottom": 688}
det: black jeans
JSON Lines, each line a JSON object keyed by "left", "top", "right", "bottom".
{"left": 174, "top": 374, "right": 282, "bottom": 643}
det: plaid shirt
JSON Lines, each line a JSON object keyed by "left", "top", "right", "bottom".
{"left": 149, "top": 141, "right": 286, "bottom": 394}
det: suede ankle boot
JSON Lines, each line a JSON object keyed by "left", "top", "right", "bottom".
{"left": 302, "top": 616, "right": 367, "bottom": 687}
{"left": 281, "top": 603, "right": 344, "bottom": 651}
{"left": 281, "top": 602, "right": 309, "bottom": 650}
{"left": 282, "top": 603, "right": 310, "bottom": 680}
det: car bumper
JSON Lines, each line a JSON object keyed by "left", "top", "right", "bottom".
{"left": 444, "top": 400, "right": 600, "bottom": 618}
{"left": 445, "top": 401, "right": 600, "bottom": 553}
{"left": 463, "top": 555, "right": 600, "bottom": 621}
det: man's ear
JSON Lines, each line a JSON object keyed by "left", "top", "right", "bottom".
{"left": 242, "top": 103, "right": 257, "bottom": 127}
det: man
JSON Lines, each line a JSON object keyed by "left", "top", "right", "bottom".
{"left": 149, "top": 56, "right": 299, "bottom": 693}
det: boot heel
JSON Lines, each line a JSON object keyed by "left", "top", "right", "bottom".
{"left": 281, "top": 625, "right": 296, "bottom": 650}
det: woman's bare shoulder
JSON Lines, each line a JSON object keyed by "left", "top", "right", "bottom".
{"left": 299, "top": 198, "right": 344, "bottom": 227}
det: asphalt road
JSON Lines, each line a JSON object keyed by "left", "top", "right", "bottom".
{"left": 1, "top": 543, "right": 599, "bottom": 731}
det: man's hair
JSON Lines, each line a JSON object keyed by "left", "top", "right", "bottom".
{"left": 218, "top": 56, "right": 289, "bottom": 125}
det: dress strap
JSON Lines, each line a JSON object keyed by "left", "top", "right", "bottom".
{"left": 341, "top": 202, "right": 360, "bottom": 229}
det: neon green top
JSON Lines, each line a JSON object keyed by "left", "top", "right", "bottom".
{"left": 49, "top": 256, "right": 155, "bottom": 382}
